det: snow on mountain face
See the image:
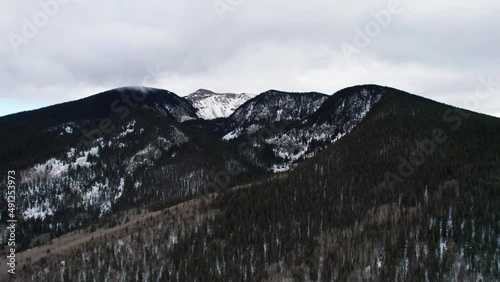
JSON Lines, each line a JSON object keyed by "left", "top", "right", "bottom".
{"left": 186, "top": 89, "right": 255, "bottom": 120}
{"left": 266, "top": 86, "right": 384, "bottom": 171}
{"left": 18, "top": 121, "right": 190, "bottom": 220}
{"left": 222, "top": 87, "right": 384, "bottom": 172}
{"left": 223, "top": 90, "right": 328, "bottom": 140}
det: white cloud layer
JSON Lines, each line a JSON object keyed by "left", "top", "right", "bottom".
{"left": 1, "top": 0, "right": 499, "bottom": 117}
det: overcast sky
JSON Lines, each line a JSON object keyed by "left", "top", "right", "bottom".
{"left": 1, "top": 0, "right": 499, "bottom": 117}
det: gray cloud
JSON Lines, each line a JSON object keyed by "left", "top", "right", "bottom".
{"left": 1, "top": 0, "right": 499, "bottom": 117}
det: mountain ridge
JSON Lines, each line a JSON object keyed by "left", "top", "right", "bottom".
{"left": 3, "top": 83, "right": 499, "bottom": 281}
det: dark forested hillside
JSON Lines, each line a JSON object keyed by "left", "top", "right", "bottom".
{"left": 0, "top": 87, "right": 264, "bottom": 253}
{"left": 0, "top": 87, "right": 198, "bottom": 171}
{"left": 1, "top": 85, "right": 499, "bottom": 281}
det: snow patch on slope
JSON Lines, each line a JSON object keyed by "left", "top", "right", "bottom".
{"left": 127, "top": 126, "right": 189, "bottom": 173}
{"left": 27, "top": 146, "right": 100, "bottom": 180}
{"left": 23, "top": 200, "right": 54, "bottom": 220}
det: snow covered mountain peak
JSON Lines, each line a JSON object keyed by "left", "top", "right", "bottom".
{"left": 190, "top": 89, "right": 218, "bottom": 97}
{"left": 186, "top": 89, "right": 255, "bottom": 120}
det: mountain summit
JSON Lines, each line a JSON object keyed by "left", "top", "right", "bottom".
{"left": 186, "top": 89, "right": 255, "bottom": 119}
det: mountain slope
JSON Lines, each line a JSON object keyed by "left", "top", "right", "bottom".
{"left": 0, "top": 86, "right": 420, "bottom": 251}
{"left": 186, "top": 89, "right": 255, "bottom": 120}
{"left": 0, "top": 87, "right": 198, "bottom": 171}
{"left": 222, "top": 87, "right": 384, "bottom": 171}
{"left": 222, "top": 90, "right": 328, "bottom": 139}
{"left": 2, "top": 85, "right": 499, "bottom": 281}
{"left": 0, "top": 88, "right": 263, "bottom": 251}
{"left": 12, "top": 86, "right": 500, "bottom": 281}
